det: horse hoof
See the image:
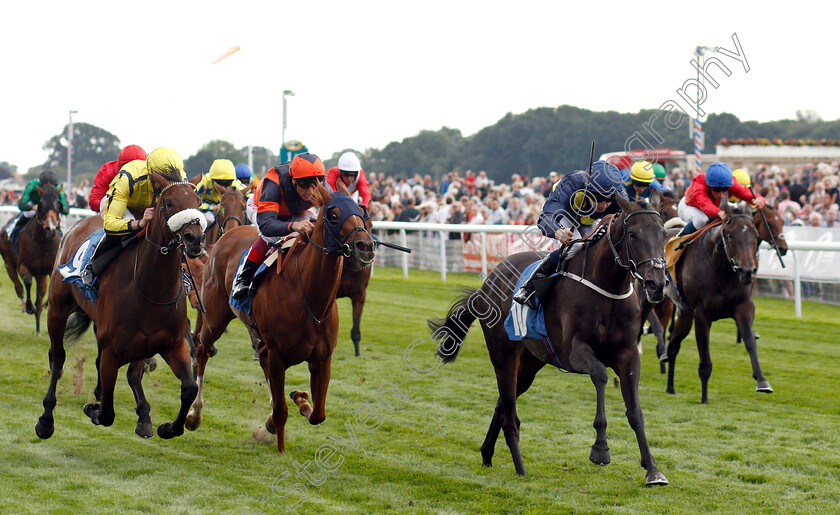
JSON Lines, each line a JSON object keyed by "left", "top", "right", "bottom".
{"left": 209, "top": 345, "right": 218, "bottom": 358}
{"left": 756, "top": 381, "right": 774, "bottom": 393}
{"left": 35, "top": 419, "right": 54, "bottom": 439}
{"left": 157, "top": 422, "right": 184, "bottom": 439}
{"left": 658, "top": 353, "right": 668, "bottom": 363}
{"left": 135, "top": 422, "right": 154, "bottom": 439}
{"left": 185, "top": 412, "right": 201, "bottom": 431}
{"left": 265, "top": 416, "right": 276, "bottom": 434}
{"left": 645, "top": 470, "right": 669, "bottom": 486}
{"left": 83, "top": 403, "right": 101, "bottom": 425}
{"left": 143, "top": 358, "right": 157, "bottom": 373}
{"left": 589, "top": 448, "right": 611, "bottom": 466}
{"left": 290, "top": 391, "right": 310, "bottom": 403}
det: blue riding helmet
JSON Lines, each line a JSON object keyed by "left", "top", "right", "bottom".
{"left": 619, "top": 168, "right": 631, "bottom": 184}
{"left": 589, "top": 160, "right": 623, "bottom": 199}
{"left": 235, "top": 163, "right": 252, "bottom": 179}
{"left": 706, "top": 162, "right": 733, "bottom": 188}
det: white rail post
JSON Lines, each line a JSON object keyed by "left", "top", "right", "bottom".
{"left": 439, "top": 231, "right": 447, "bottom": 282}
{"left": 400, "top": 229, "right": 409, "bottom": 278}
{"left": 793, "top": 250, "right": 802, "bottom": 318}
{"left": 480, "top": 232, "right": 488, "bottom": 276}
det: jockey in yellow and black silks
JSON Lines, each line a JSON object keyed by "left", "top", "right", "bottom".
{"left": 80, "top": 148, "right": 194, "bottom": 288}
{"left": 195, "top": 159, "right": 248, "bottom": 229}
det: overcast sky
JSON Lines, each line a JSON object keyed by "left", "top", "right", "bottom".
{"left": 0, "top": 1, "right": 835, "bottom": 176}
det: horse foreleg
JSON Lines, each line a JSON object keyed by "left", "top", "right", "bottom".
{"left": 614, "top": 350, "right": 668, "bottom": 485}
{"left": 1, "top": 250, "right": 25, "bottom": 304}
{"left": 93, "top": 344, "right": 103, "bottom": 402}
{"left": 655, "top": 299, "right": 675, "bottom": 371}
{"left": 20, "top": 267, "right": 35, "bottom": 314}
{"left": 491, "top": 346, "right": 526, "bottom": 475}
{"left": 35, "top": 304, "right": 71, "bottom": 439}
{"left": 568, "top": 341, "right": 610, "bottom": 466}
{"left": 734, "top": 304, "right": 773, "bottom": 394}
{"left": 34, "top": 275, "right": 48, "bottom": 337}
{"left": 350, "top": 293, "right": 366, "bottom": 357}
{"left": 85, "top": 348, "right": 119, "bottom": 427}
{"left": 693, "top": 312, "right": 713, "bottom": 404}
{"left": 297, "top": 356, "right": 332, "bottom": 425}
{"left": 126, "top": 361, "right": 153, "bottom": 438}
{"left": 666, "top": 310, "right": 693, "bottom": 395}
{"left": 266, "top": 348, "right": 289, "bottom": 453}
{"left": 158, "top": 340, "right": 198, "bottom": 439}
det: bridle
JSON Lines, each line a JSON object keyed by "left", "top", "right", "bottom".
{"left": 607, "top": 208, "right": 666, "bottom": 283}
{"left": 133, "top": 181, "right": 204, "bottom": 305}
{"left": 718, "top": 213, "right": 757, "bottom": 275}
{"left": 218, "top": 190, "right": 246, "bottom": 234}
{"left": 307, "top": 207, "right": 372, "bottom": 262}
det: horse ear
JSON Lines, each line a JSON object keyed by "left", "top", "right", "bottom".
{"left": 189, "top": 173, "right": 202, "bottom": 186}
{"left": 722, "top": 197, "right": 734, "bottom": 215}
{"left": 317, "top": 181, "right": 332, "bottom": 206}
{"left": 648, "top": 188, "right": 661, "bottom": 210}
{"left": 150, "top": 171, "right": 169, "bottom": 194}
{"left": 57, "top": 183, "right": 63, "bottom": 192}
{"left": 613, "top": 190, "right": 631, "bottom": 211}
{"left": 36, "top": 184, "right": 44, "bottom": 196}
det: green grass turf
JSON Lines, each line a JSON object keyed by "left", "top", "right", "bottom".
{"left": 1, "top": 266, "right": 839, "bottom": 513}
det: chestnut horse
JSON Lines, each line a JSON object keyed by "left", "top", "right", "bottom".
{"left": 662, "top": 203, "right": 773, "bottom": 404}
{"left": 186, "top": 186, "right": 376, "bottom": 453}
{"left": 36, "top": 173, "right": 206, "bottom": 440}
{"left": 0, "top": 184, "right": 63, "bottom": 335}
{"left": 428, "top": 194, "right": 669, "bottom": 485}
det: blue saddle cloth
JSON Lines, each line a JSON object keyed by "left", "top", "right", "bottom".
{"left": 504, "top": 260, "right": 550, "bottom": 341}
{"left": 228, "top": 248, "right": 273, "bottom": 316}
{"left": 57, "top": 229, "right": 106, "bottom": 304}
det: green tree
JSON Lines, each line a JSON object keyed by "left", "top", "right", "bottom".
{"left": 0, "top": 162, "right": 16, "bottom": 180}
{"left": 42, "top": 122, "right": 121, "bottom": 180}
{"left": 183, "top": 140, "right": 242, "bottom": 178}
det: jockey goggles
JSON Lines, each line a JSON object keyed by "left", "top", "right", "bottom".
{"left": 340, "top": 170, "right": 359, "bottom": 177}
{"left": 711, "top": 186, "right": 729, "bottom": 193}
{"left": 295, "top": 176, "right": 325, "bottom": 189}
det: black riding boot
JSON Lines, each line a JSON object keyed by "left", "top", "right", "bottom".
{"left": 231, "top": 259, "right": 260, "bottom": 301}
{"left": 80, "top": 235, "right": 122, "bottom": 288}
{"left": 513, "top": 254, "right": 558, "bottom": 310}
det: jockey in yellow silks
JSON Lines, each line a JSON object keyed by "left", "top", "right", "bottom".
{"left": 80, "top": 148, "right": 199, "bottom": 287}
{"left": 194, "top": 159, "right": 248, "bottom": 229}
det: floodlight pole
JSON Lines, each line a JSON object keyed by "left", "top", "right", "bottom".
{"left": 67, "top": 110, "right": 78, "bottom": 185}
{"left": 282, "top": 90, "right": 295, "bottom": 150}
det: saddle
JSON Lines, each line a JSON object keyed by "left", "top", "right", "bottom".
{"left": 665, "top": 219, "right": 722, "bottom": 282}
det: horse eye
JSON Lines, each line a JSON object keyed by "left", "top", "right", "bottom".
{"left": 165, "top": 199, "right": 173, "bottom": 209}
{"left": 328, "top": 208, "right": 340, "bottom": 222}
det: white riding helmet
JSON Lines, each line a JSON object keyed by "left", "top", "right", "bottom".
{"left": 338, "top": 152, "right": 362, "bottom": 173}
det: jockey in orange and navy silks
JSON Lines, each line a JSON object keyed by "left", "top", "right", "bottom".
{"left": 677, "top": 161, "right": 765, "bottom": 236}
{"left": 513, "top": 160, "right": 628, "bottom": 310}
{"left": 231, "top": 153, "right": 325, "bottom": 300}
{"left": 325, "top": 151, "right": 371, "bottom": 206}
{"left": 89, "top": 144, "right": 147, "bottom": 213}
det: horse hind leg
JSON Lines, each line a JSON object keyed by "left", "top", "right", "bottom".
{"left": 158, "top": 340, "right": 198, "bottom": 439}
{"left": 22, "top": 271, "right": 35, "bottom": 314}
{"left": 266, "top": 348, "right": 289, "bottom": 453}
{"left": 734, "top": 306, "right": 773, "bottom": 394}
{"left": 84, "top": 347, "right": 119, "bottom": 427}
{"left": 291, "top": 356, "right": 333, "bottom": 425}
{"left": 481, "top": 352, "right": 542, "bottom": 468}
{"left": 666, "top": 311, "right": 694, "bottom": 395}
{"left": 35, "top": 302, "right": 72, "bottom": 439}
{"left": 350, "top": 293, "right": 366, "bottom": 357}
{"left": 126, "top": 361, "right": 153, "bottom": 438}
{"left": 34, "top": 275, "right": 48, "bottom": 336}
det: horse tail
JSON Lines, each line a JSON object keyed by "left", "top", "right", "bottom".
{"left": 428, "top": 287, "right": 479, "bottom": 364}
{"left": 64, "top": 307, "right": 92, "bottom": 344}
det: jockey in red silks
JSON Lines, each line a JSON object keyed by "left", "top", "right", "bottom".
{"left": 89, "top": 145, "right": 147, "bottom": 213}
{"left": 325, "top": 151, "right": 371, "bottom": 206}
{"left": 677, "top": 161, "right": 765, "bottom": 236}
{"left": 231, "top": 153, "right": 325, "bottom": 300}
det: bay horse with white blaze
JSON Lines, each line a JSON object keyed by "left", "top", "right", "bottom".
{"left": 0, "top": 184, "right": 63, "bottom": 335}
{"left": 663, "top": 202, "right": 773, "bottom": 404}
{"left": 428, "top": 194, "right": 669, "bottom": 485}
{"left": 36, "top": 172, "right": 206, "bottom": 440}
{"left": 186, "top": 186, "right": 375, "bottom": 453}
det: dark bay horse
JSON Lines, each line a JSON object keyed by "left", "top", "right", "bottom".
{"left": 428, "top": 194, "right": 669, "bottom": 485}
{"left": 336, "top": 207, "right": 373, "bottom": 357}
{"left": 186, "top": 187, "right": 376, "bottom": 453}
{"left": 643, "top": 204, "right": 788, "bottom": 373}
{"left": 663, "top": 202, "right": 772, "bottom": 404}
{"left": 36, "top": 173, "right": 206, "bottom": 440}
{"left": 0, "top": 184, "right": 63, "bottom": 335}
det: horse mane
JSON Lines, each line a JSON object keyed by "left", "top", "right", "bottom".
{"left": 156, "top": 165, "right": 185, "bottom": 183}
{"left": 661, "top": 190, "right": 678, "bottom": 200}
